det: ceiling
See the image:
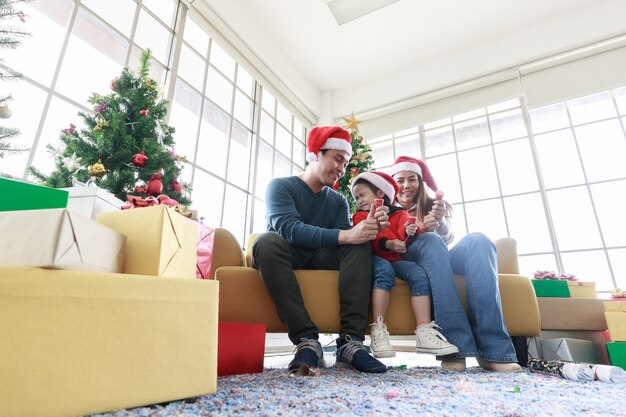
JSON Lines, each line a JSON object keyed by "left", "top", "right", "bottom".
{"left": 201, "top": 0, "right": 626, "bottom": 117}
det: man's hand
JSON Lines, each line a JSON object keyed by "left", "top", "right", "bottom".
{"left": 386, "top": 239, "right": 406, "bottom": 253}
{"left": 368, "top": 203, "right": 390, "bottom": 233}
{"left": 339, "top": 218, "right": 379, "bottom": 244}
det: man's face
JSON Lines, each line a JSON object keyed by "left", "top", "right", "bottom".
{"left": 314, "top": 149, "right": 350, "bottom": 186}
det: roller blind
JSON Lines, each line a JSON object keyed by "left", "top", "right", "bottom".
{"left": 360, "top": 77, "right": 522, "bottom": 139}
{"left": 521, "top": 46, "right": 626, "bottom": 109}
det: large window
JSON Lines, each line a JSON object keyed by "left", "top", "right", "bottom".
{"left": 369, "top": 91, "right": 626, "bottom": 292}
{"left": 2, "top": 0, "right": 309, "bottom": 247}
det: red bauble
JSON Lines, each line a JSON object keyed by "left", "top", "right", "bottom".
{"left": 140, "top": 109, "right": 148, "bottom": 116}
{"left": 170, "top": 179, "right": 183, "bottom": 194}
{"left": 132, "top": 151, "right": 148, "bottom": 168}
{"left": 146, "top": 173, "right": 163, "bottom": 195}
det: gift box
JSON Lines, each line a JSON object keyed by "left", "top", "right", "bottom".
{"left": 532, "top": 279, "right": 571, "bottom": 297}
{"left": 540, "top": 338, "right": 597, "bottom": 363}
{"left": 63, "top": 186, "right": 125, "bottom": 219}
{"left": 218, "top": 322, "right": 266, "bottom": 376}
{"left": 0, "top": 209, "right": 125, "bottom": 273}
{"left": 0, "top": 265, "right": 218, "bottom": 417}
{"left": 0, "top": 177, "right": 68, "bottom": 211}
{"left": 604, "top": 301, "right": 626, "bottom": 341}
{"left": 197, "top": 223, "right": 215, "bottom": 279}
{"left": 528, "top": 330, "right": 611, "bottom": 365}
{"left": 97, "top": 205, "right": 197, "bottom": 278}
{"left": 606, "top": 342, "right": 626, "bottom": 370}
{"left": 537, "top": 297, "right": 607, "bottom": 330}
{"left": 567, "top": 281, "right": 597, "bottom": 298}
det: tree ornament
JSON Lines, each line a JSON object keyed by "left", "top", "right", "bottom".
{"left": 158, "top": 194, "right": 179, "bottom": 207}
{"left": 343, "top": 111, "right": 363, "bottom": 132}
{"left": 131, "top": 151, "right": 148, "bottom": 168}
{"left": 87, "top": 160, "right": 106, "bottom": 177}
{"left": 0, "top": 104, "right": 12, "bottom": 119}
{"left": 110, "top": 79, "right": 117, "bottom": 91}
{"left": 134, "top": 186, "right": 146, "bottom": 194}
{"left": 170, "top": 179, "right": 183, "bottom": 193}
{"left": 146, "top": 173, "right": 163, "bottom": 195}
{"left": 140, "top": 109, "right": 148, "bottom": 116}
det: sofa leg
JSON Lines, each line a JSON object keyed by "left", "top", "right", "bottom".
{"left": 511, "top": 336, "right": 528, "bottom": 367}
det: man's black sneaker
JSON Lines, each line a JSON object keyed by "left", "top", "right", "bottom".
{"left": 336, "top": 335, "right": 387, "bottom": 373}
{"left": 288, "top": 338, "right": 325, "bottom": 375}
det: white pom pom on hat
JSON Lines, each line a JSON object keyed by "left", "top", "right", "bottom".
{"left": 389, "top": 156, "right": 438, "bottom": 192}
{"left": 306, "top": 126, "right": 352, "bottom": 163}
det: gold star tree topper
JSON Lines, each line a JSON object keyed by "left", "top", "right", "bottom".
{"left": 343, "top": 111, "right": 362, "bottom": 132}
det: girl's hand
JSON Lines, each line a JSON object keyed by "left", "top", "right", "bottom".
{"left": 370, "top": 204, "right": 390, "bottom": 232}
{"left": 386, "top": 239, "right": 406, "bottom": 254}
{"left": 405, "top": 222, "right": 418, "bottom": 237}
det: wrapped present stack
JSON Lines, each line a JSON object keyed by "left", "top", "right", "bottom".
{"left": 0, "top": 178, "right": 218, "bottom": 417}
{"left": 529, "top": 270, "right": 611, "bottom": 365}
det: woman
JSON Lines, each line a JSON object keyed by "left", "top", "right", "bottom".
{"left": 390, "top": 156, "right": 521, "bottom": 373}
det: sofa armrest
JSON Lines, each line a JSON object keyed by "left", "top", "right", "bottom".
{"left": 209, "top": 228, "right": 246, "bottom": 279}
{"left": 494, "top": 238, "right": 520, "bottom": 275}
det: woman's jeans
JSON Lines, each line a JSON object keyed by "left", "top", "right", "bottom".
{"left": 372, "top": 256, "right": 431, "bottom": 296}
{"left": 405, "top": 232, "right": 517, "bottom": 362}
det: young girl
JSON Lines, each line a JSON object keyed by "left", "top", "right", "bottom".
{"left": 351, "top": 171, "right": 458, "bottom": 358}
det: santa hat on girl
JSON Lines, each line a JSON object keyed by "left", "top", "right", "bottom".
{"left": 306, "top": 126, "right": 352, "bottom": 164}
{"left": 351, "top": 171, "right": 399, "bottom": 203}
{"left": 389, "top": 156, "right": 438, "bottom": 192}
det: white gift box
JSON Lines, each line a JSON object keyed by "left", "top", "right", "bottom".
{"left": 63, "top": 186, "right": 125, "bottom": 219}
{"left": 540, "top": 338, "right": 597, "bottom": 363}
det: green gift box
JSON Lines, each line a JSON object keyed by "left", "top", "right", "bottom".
{"left": 0, "top": 178, "right": 68, "bottom": 211}
{"left": 606, "top": 342, "right": 626, "bottom": 370}
{"left": 532, "top": 279, "right": 571, "bottom": 297}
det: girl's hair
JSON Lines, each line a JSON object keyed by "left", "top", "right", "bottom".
{"left": 353, "top": 178, "right": 392, "bottom": 207}
{"left": 412, "top": 175, "right": 453, "bottom": 221}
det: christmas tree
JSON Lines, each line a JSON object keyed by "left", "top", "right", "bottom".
{"left": 29, "top": 49, "right": 191, "bottom": 205}
{"left": 334, "top": 112, "right": 374, "bottom": 213}
{"left": 0, "top": 0, "right": 30, "bottom": 158}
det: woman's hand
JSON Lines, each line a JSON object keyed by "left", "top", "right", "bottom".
{"left": 422, "top": 213, "right": 440, "bottom": 232}
{"left": 386, "top": 239, "right": 406, "bottom": 253}
{"left": 431, "top": 199, "right": 446, "bottom": 222}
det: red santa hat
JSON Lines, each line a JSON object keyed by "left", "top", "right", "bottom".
{"left": 389, "top": 156, "right": 438, "bottom": 192}
{"left": 306, "top": 126, "right": 352, "bottom": 164}
{"left": 351, "top": 171, "right": 399, "bottom": 203}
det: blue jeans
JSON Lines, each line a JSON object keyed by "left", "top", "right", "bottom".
{"left": 405, "top": 232, "right": 517, "bottom": 362}
{"left": 372, "top": 256, "right": 431, "bottom": 296}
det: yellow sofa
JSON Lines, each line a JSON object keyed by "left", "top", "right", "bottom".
{"left": 212, "top": 229, "right": 540, "bottom": 339}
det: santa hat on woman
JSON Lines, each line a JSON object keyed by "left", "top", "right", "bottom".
{"left": 306, "top": 126, "right": 352, "bottom": 164}
{"left": 351, "top": 171, "right": 399, "bottom": 203}
{"left": 389, "top": 156, "right": 438, "bottom": 192}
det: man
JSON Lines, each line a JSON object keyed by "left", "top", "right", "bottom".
{"left": 252, "top": 125, "right": 389, "bottom": 375}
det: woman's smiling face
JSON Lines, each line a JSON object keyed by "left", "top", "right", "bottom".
{"left": 393, "top": 171, "right": 420, "bottom": 208}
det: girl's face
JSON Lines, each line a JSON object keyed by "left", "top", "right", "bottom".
{"left": 393, "top": 171, "right": 420, "bottom": 208}
{"left": 352, "top": 183, "right": 383, "bottom": 211}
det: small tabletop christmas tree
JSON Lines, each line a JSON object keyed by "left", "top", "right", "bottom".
{"left": 334, "top": 112, "right": 374, "bottom": 213}
{"left": 30, "top": 49, "right": 190, "bottom": 205}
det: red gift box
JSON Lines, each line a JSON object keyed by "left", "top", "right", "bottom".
{"left": 197, "top": 223, "right": 215, "bottom": 279}
{"left": 218, "top": 322, "right": 266, "bottom": 376}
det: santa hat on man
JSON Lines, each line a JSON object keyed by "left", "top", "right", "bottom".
{"left": 389, "top": 156, "right": 438, "bottom": 192}
{"left": 306, "top": 126, "right": 352, "bottom": 164}
{"left": 351, "top": 171, "right": 399, "bottom": 203}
